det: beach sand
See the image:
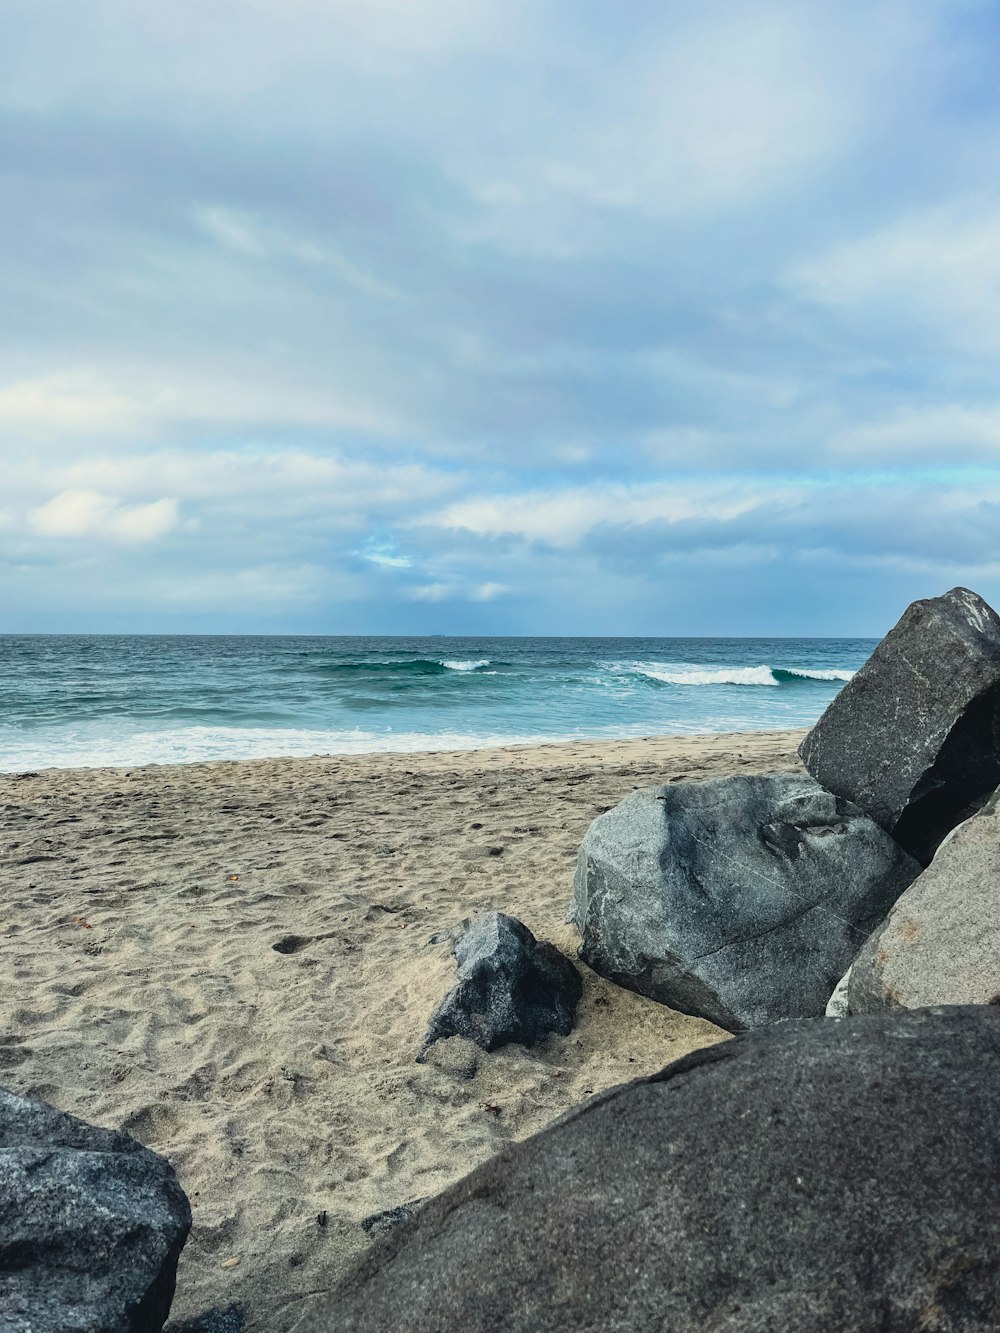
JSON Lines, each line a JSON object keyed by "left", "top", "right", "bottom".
{"left": 0, "top": 729, "right": 804, "bottom": 1329}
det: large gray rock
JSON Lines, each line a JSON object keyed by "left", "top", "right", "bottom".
{"left": 418, "top": 913, "right": 581, "bottom": 1060}
{"left": 300, "top": 1007, "right": 1000, "bottom": 1333}
{"left": 849, "top": 788, "right": 1000, "bottom": 1013}
{"left": 799, "top": 586, "right": 1000, "bottom": 863}
{"left": 570, "top": 772, "right": 918, "bottom": 1032}
{"left": 0, "top": 1088, "right": 191, "bottom": 1332}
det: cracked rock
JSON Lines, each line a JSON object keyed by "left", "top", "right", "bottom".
{"left": 569, "top": 772, "right": 918, "bottom": 1031}
{"left": 800, "top": 586, "right": 1000, "bottom": 863}
{"left": 297, "top": 1008, "right": 1000, "bottom": 1333}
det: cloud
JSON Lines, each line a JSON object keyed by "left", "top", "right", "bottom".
{"left": 30, "top": 491, "right": 179, "bottom": 543}
{"left": 832, "top": 405, "right": 1000, "bottom": 462}
{"left": 357, "top": 539, "right": 412, "bottom": 569}
{"left": 425, "top": 482, "right": 787, "bottom": 548}
{"left": 0, "top": 375, "right": 138, "bottom": 435}
{"left": 793, "top": 202, "right": 1000, "bottom": 357}
{"left": 409, "top": 580, "right": 509, "bottom": 603}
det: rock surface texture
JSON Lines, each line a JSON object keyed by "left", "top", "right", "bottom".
{"left": 849, "top": 789, "right": 1000, "bottom": 1013}
{"left": 301, "top": 1008, "right": 1000, "bottom": 1333}
{"left": 569, "top": 772, "right": 918, "bottom": 1031}
{"left": 0, "top": 1087, "right": 191, "bottom": 1333}
{"left": 418, "top": 913, "right": 582, "bottom": 1059}
{"left": 799, "top": 586, "right": 1000, "bottom": 863}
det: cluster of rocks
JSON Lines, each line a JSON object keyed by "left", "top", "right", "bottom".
{"left": 334, "top": 583, "right": 1000, "bottom": 1329}
{"left": 573, "top": 585, "right": 1000, "bottom": 1031}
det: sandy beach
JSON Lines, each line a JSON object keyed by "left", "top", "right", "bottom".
{"left": 0, "top": 729, "right": 804, "bottom": 1330}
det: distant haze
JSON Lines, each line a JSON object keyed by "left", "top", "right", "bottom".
{"left": 3, "top": 1, "right": 1000, "bottom": 635}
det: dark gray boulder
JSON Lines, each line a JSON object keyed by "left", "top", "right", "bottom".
{"left": 299, "top": 1008, "right": 1000, "bottom": 1333}
{"left": 0, "top": 1087, "right": 191, "bottom": 1332}
{"left": 799, "top": 586, "right": 1000, "bottom": 863}
{"left": 849, "top": 787, "right": 1000, "bottom": 1013}
{"left": 570, "top": 771, "right": 918, "bottom": 1032}
{"left": 418, "top": 913, "right": 582, "bottom": 1060}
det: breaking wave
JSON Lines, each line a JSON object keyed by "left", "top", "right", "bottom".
{"left": 318, "top": 657, "right": 491, "bottom": 677}
{"left": 632, "top": 665, "right": 856, "bottom": 688}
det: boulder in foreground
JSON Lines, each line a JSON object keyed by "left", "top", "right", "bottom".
{"left": 570, "top": 772, "right": 918, "bottom": 1031}
{"left": 0, "top": 1087, "right": 191, "bottom": 1332}
{"left": 799, "top": 586, "right": 1000, "bottom": 863}
{"left": 849, "top": 788, "right": 1000, "bottom": 1012}
{"left": 418, "top": 913, "right": 582, "bottom": 1060}
{"left": 301, "top": 1007, "right": 1000, "bottom": 1333}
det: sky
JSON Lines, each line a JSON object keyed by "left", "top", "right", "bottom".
{"left": 4, "top": 0, "right": 1000, "bottom": 636}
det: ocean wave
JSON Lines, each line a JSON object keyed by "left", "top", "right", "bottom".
{"left": 632, "top": 664, "right": 856, "bottom": 688}
{"left": 441, "top": 658, "right": 491, "bottom": 672}
{"left": 317, "top": 657, "right": 492, "bottom": 677}
{"left": 772, "top": 667, "right": 856, "bottom": 682}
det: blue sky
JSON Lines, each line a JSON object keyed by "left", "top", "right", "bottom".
{"left": 4, "top": 0, "right": 1000, "bottom": 635}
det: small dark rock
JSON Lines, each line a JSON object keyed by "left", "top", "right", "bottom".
{"left": 571, "top": 772, "right": 918, "bottom": 1031}
{"left": 0, "top": 1087, "right": 191, "bottom": 1332}
{"left": 360, "top": 1201, "right": 424, "bottom": 1237}
{"left": 418, "top": 913, "right": 582, "bottom": 1060}
{"left": 298, "top": 1007, "right": 1000, "bottom": 1333}
{"left": 800, "top": 586, "right": 1000, "bottom": 862}
{"left": 272, "top": 934, "right": 310, "bottom": 954}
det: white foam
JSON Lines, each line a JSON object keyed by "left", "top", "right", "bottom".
{"left": 441, "top": 659, "right": 490, "bottom": 672}
{"left": 639, "top": 665, "right": 780, "bottom": 687}
{"left": 0, "top": 724, "right": 566, "bottom": 772}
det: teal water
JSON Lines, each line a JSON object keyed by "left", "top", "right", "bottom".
{"left": 0, "top": 635, "right": 876, "bottom": 771}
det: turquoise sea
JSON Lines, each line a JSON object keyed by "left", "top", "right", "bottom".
{"left": 0, "top": 635, "right": 876, "bottom": 772}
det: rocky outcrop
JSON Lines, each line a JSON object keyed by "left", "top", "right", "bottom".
{"left": 799, "top": 586, "right": 1000, "bottom": 863}
{"left": 569, "top": 772, "right": 918, "bottom": 1031}
{"left": 848, "top": 789, "right": 1000, "bottom": 1012}
{"left": 301, "top": 1008, "right": 1000, "bottom": 1333}
{"left": 418, "top": 913, "right": 582, "bottom": 1060}
{"left": 0, "top": 1087, "right": 191, "bottom": 1332}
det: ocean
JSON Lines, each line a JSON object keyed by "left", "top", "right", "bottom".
{"left": 0, "top": 635, "right": 875, "bottom": 772}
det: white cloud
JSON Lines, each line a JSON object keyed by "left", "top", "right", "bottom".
{"left": 358, "top": 540, "right": 412, "bottom": 569}
{"left": 794, "top": 203, "right": 1000, "bottom": 354}
{"left": 0, "top": 375, "right": 138, "bottom": 435}
{"left": 30, "top": 490, "right": 179, "bottom": 543}
{"left": 408, "top": 580, "right": 509, "bottom": 602}
{"left": 425, "top": 481, "right": 786, "bottom": 547}
{"left": 832, "top": 405, "right": 1000, "bottom": 462}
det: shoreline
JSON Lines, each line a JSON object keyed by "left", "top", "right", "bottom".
{"left": 1, "top": 728, "right": 805, "bottom": 1330}
{"left": 1, "top": 725, "right": 807, "bottom": 778}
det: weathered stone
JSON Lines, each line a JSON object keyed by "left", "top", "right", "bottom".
{"left": 849, "top": 787, "right": 1000, "bottom": 1013}
{"left": 799, "top": 586, "right": 1000, "bottom": 863}
{"left": 165, "top": 1308, "right": 245, "bottom": 1333}
{"left": 301, "top": 1008, "right": 1000, "bottom": 1333}
{"left": 0, "top": 1087, "right": 191, "bottom": 1332}
{"left": 825, "top": 964, "right": 852, "bottom": 1018}
{"left": 570, "top": 772, "right": 918, "bottom": 1032}
{"left": 418, "top": 913, "right": 582, "bottom": 1060}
